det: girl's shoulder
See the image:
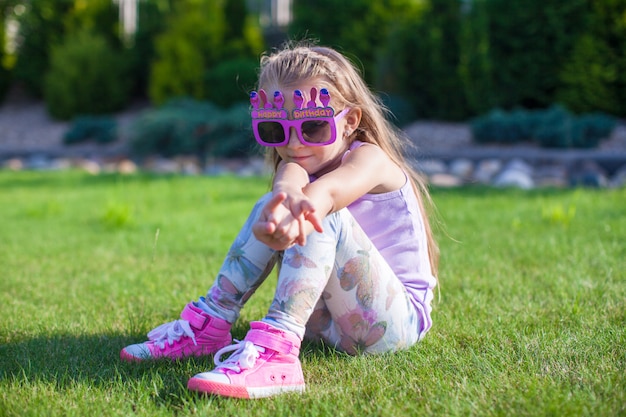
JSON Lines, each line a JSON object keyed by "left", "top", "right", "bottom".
{"left": 342, "top": 140, "right": 382, "bottom": 162}
{"left": 342, "top": 141, "right": 405, "bottom": 193}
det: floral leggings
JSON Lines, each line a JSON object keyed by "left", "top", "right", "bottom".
{"left": 202, "top": 193, "right": 422, "bottom": 355}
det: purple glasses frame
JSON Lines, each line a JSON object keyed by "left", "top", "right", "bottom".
{"left": 250, "top": 87, "right": 349, "bottom": 147}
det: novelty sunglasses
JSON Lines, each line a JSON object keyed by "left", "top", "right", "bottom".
{"left": 250, "top": 87, "right": 349, "bottom": 147}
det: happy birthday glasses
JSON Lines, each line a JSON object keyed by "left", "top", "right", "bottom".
{"left": 250, "top": 87, "right": 349, "bottom": 147}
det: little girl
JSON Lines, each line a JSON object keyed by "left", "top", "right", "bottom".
{"left": 121, "top": 43, "right": 439, "bottom": 399}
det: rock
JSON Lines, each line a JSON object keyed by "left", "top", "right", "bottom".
{"left": 3, "top": 158, "right": 24, "bottom": 171}
{"left": 493, "top": 159, "right": 535, "bottom": 189}
{"left": 50, "top": 158, "right": 72, "bottom": 171}
{"left": 77, "top": 159, "right": 101, "bottom": 175}
{"left": 415, "top": 159, "right": 447, "bottom": 177}
{"left": 176, "top": 157, "right": 201, "bottom": 176}
{"left": 569, "top": 160, "right": 608, "bottom": 188}
{"left": 145, "top": 157, "right": 180, "bottom": 174}
{"left": 610, "top": 164, "right": 626, "bottom": 188}
{"left": 449, "top": 158, "right": 474, "bottom": 179}
{"left": 429, "top": 173, "right": 463, "bottom": 187}
{"left": 25, "top": 154, "right": 51, "bottom": 170}
{"left": 117, "top": 159, "right": 138, "bottom": 175}
{"left": 474, "top": 159, "right": 502, "bottom": 184}
{"left": 533, "top": 164, "right": 568, "bottom": 188}
{"left": 503, "top": 158, "right": 533, "bottom": 176}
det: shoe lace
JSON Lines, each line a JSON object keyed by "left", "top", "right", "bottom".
{"left": 147, "top": 320, "right": 197, "bottom": 349}
{"left": 214, "top": 340, "right": 265, "bottom": 373}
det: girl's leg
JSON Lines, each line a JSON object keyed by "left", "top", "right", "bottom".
{"left": 265, "top": 208, "right": 423, "bottom": 355}
{"left": 200, "top": 193, "right": 278, "bottom": 324}
{"left": 120, "top": 193, "right": 278, "bottom": 362}
{"left": 186, "top": 208, "right": 422, "bottom": 397}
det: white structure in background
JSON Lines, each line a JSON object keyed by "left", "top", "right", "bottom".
{"left": 109, "top": 0, "right": 292, "bottom": 42}
{"left": 248, "top": 0, "right": 292, "bottom": 29}
{"left": 113, "top": 0, "right": 139, "bottom": 42}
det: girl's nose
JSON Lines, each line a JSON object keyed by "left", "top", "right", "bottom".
{"left": 286, "top": 127, "right": 302, "bottom": 148}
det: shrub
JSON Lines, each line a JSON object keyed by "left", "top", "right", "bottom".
{"left": 204, "top": 58, "right": 259, "bottom": 108}
{"left": 471, "top": 108, "right": 537, "bottom": 144}
{"left": 471, "top": 105, "right": 617, "bottom": 148}
{"left": 557, "top": 0, "right": 626, "bottom": 117}
{"left": 571, "top": 113, "right": 617, "bottom": 149}
{"left": 43, "top": 31, "right": 130, "bottom": 120}
{"left": 126, "top": 0, "right": 171, "bottom": 97}
{"left": 379, "top": 0, "right": 468, "bottom": 120}
{"left": 148, "top": 0, "right": 264, "bottom": 106}
{"left": 557, "top": 35, "right": 623, "bottom": 116}
{"left": 379, "top": 94, "right": 416, "bottom": 127}
{"left": 290, "top": 0, "right": 416, "bottom": 87}
{"left": 12, "top": 0, "right": 74, "bottom": 97}
{"left": 0, "top": 66, "right": 10, "bottom": 104}
{"left": 532, "top": 106, "right": 575, "bottom": 148}
{"left": 149, "top": 28, "right": 208, "bottom": 104}
{"left": 482, "top": 0, "right": 588, "bottom": 109}
{"left": 130, "top": 98, "right": 257, "bottom": 160}
{"left": 210, "top": 102, "right": 257, "bottom": 158}
{"left": 63, "top": 116, "right": 117, "bottom": 145}
{"left": 0, "top": 12, "right": 11, "bottom": 103}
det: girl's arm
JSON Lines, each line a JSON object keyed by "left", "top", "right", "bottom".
{"left": 254, "top": 143, "right": 404, "bottom": 248}
{"left": 304, "top": 143, "right": 405, "bottom": 219}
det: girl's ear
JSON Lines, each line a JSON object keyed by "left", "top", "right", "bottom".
{"left": 345, "top": 108, "right": 362, "bottom": 131}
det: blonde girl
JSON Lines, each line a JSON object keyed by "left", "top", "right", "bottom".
{"left": 121, "top": 43, "right": 438, "bottom": 400}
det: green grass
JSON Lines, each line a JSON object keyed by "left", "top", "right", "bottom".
{"left": 0, "top": 170, "right": 624, "bottom": 417}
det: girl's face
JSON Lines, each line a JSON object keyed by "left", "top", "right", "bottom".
{"left": 268, "top": 82, "right": 357, "bottom": 177}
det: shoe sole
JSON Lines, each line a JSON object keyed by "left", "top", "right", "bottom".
{"left": 119, "top": 340, "right": 233, "bottom": 363}
{"left": 120, "top": 349, "right": 145, "bottom": 362}
{"left": 187, "top": 376, "right": 305, "bottom": 399}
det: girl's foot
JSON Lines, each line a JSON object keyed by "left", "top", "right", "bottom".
{"left": 120, "top": 302, "right": 232, "bottom": 361}
{"left": 187, "top": 321, "right": 305, "bottom": 398}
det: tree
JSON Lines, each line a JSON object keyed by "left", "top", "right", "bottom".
{"left": 381, "top": 0, "right": 468, "bottom": 120}
{"left": 149, "top": 0, "right": 264, "bottom": 106}
{"left": 289, "top": 0, "right": 416, "bottom": 85}
{"left": 483, "top": 0, "right": 588, "bottom": 109}
{"left": 12, "top": 0, "right": 74, "bottom": 96}
{"left": 557, "top": 0, "right": 626, "bottom": 116}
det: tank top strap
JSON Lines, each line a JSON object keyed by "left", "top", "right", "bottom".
{"left": 341, "top": 140, "right": 365, "bottom": 163}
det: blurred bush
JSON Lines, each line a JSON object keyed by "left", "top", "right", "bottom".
{"left": 130, "top": 98, "right": 257, "bottom": 160}
{"left": 379, "top": 0, "right": 467, "bottom": 120}
{"left": 290, "top": 0, "right": 416, "bottom": 87}
{"left": 0, "top": 9, "right": 11, "bottom": 102}
{"left": 63, "top": 116, "right": 117, "bottom": 145}
{"left": 204, "top": 58, "right": 259, "bottom": 108}
{"left": 11, "top": 0, "right": 74, "bottom": 97}
{"left": 6, "top": 0, "right": 626, "bottom": 121}
{"left": 556, "top": 35, "right": 621, "bottom": 116}
{"left": 556, "top": 0, "right": 626, "bottom": 118}
{"left": 0, "top": 65, "right": 10, "bottom": 103}
{"left": 471, "top": 105, "right": 617, "bottom": 148}
{"left": 43, "top": 31, "right": 131, "bottom": 120}
{"left": 125, "top": 0, "right": 171, "bottom": 98}
{"left": 379, "top": 94, "right": 416, "bottom": 127}
{"left": 149, "top": 0, "right": 264, "bottom": 106}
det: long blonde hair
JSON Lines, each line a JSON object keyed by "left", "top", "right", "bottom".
{"left": 257, "top": 42, "right": 439, "bottom": 277}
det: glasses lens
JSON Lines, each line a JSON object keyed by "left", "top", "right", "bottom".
{"left": 301, "top": 120, "right": 332, "bottom": 143}
{"left": 257, "top": 122, "right": 285, "bottom": 144}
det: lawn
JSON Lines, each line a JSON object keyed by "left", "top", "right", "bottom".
{"left": 0, "top": 170, "right": 624, "bottom": 417}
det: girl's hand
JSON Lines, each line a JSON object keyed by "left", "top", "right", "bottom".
{"left": 252, "top": 192, "right": 303, "bottom": 250}
{"left": 252, "top": 192, "right": 322, "bottom": 250}
{"left": 279, "top": 190, "right": 324, "bottom": 235}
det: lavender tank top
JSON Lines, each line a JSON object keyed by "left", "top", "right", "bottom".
{"left": 344, "top": 141, "right": 436, "bottom": 334}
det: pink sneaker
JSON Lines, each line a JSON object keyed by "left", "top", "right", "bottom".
{"left": 120, "top": 302, "right": 232, "bottom": 361}
{"left": 187, "top": 321, "right": 305, "bottom": 399}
